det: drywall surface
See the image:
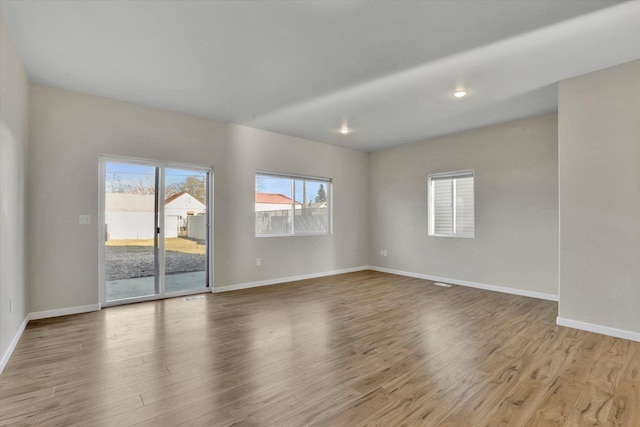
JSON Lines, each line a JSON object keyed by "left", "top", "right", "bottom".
{"left": 558, "top": 60, "right": 640, "bottom": 333}
{"left": 28, "top": 85, "right": 369, "bottom": 312}
{"left": 0, "top": 11, "right": 29, "bottom": 366}
{"left": 369, "top": 113, "right": 559, "bottom": 295}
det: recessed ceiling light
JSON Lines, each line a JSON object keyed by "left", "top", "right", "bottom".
{"left": 452, "top": 89, "right": 467, "bottom": 98}
{"left": 339, "top": 127, "right": 351, "bottom": 134}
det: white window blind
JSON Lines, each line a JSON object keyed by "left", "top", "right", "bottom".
{"left": 429, "top": 170, "right": 474, "bottom": 238}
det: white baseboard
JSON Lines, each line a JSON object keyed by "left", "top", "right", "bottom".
{"left": 213, "top": 266, "right": 369, "bottom": 293}
{"left": 0, "top": 314, "right": 29, "bottom": 374}
{"left": 368, "top": 266, "right": 559, "bottom": 301}
{"left": 557, "top": 317, "right": 640, "bottom": 342}
{"left": 29, "top": 304, "right": 101, "bottom": 320}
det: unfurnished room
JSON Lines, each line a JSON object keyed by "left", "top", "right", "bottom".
{"left": 1, "top": 1, "right": 639, "bottom": 425}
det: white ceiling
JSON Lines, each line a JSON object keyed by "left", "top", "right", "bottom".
{"left": 1, "top": 0, "right": 639, "bottom": 151}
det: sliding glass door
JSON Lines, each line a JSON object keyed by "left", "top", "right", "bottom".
{"left": 163, "top": 167, "right": 209, "bottom": 293}
{"left": 103, "top": 162, "right": 159, "bottom": 301}
{"left": 100, "top": 157, "right": 212, "bottom": 305}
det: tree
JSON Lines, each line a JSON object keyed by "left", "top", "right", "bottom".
{"left": 107, "top": 173, "right": 127, "bottom": 193}
{"left": 132, "top": 175, "right": 155, "bottom": 195}
{"left": 315, "top": 184, "right": 326, "bottom": 203}
{"left": 166, "top": 176, "right": 206, "bottom": 202}
{"left": 256, "top": 175, "right": 266, "bottom": 192}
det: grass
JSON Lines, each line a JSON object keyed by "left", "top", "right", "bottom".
{"left": 106, "top": 237, "right": 206, "bottom": 255}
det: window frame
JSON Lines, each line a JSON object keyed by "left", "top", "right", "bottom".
{"left": 255, "top": 170, "right": 332, "bottom": 237}
{"left": 428, "top": 169, "right": 475, "bottom": 238}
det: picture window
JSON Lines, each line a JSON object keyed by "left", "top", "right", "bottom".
{"left": 255, "top": 171, "right": 331, "bottom": 236}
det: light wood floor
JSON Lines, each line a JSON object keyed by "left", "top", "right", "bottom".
{"left": 1, "top": 271, "right": 639, "bottom": 426}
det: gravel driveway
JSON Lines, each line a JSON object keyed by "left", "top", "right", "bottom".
{"left": 106, "top": 246, "right": 206, "bottom": 280}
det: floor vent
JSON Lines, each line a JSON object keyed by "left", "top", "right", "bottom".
{"left": 433, "top": 282, "right": 453, "bottom": 288}
{"left": 183, "top": 295, "right": 206, "bottom": 301}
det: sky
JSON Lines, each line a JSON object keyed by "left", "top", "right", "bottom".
{"left": 106, "top": 162, "right": 325, "bottom": 204}
{"left": 105, "top": 162, "right": 205, "bottom": 190}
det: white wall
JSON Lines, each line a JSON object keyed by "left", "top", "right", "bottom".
{"left": 105, "top": 212, "right": 178, "bottom": 240}
{"left": 558, "top": 60, "right": 640, "bottom": 337}
{"left": 165, "top": 193, "right": 206, "bottom": 217}
{"left": 0, "top": 12, "right": 29, "bottom": 370}
{"left": 28, "top": 84, "right": 369, "bottom": 312}
{"left": 369, "top": 113, "right": 559, "bottom": 297}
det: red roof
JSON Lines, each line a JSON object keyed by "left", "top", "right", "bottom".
{"left": 255, "top": 193, "right": 301, "bottom": 205}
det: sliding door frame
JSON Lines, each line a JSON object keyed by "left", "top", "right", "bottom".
{"left": 98, "top": 155, "right": 214, "bottom": 307}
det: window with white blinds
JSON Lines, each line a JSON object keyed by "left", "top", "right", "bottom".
{"left": 428, "top": 170, "right": 474, "bottom": 238}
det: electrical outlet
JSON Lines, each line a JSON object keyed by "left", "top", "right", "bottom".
{"left": 382, "top": 249, "right": 388, "bottom": 257}
{"left": 79, "top": 215, "right": 91, "bottom": 225}
{"left": 256, "top": 258, "right": 261, "bottom": 266}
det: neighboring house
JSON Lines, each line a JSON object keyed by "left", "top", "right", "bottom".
{"left": 165, "top": 192, "right": 207, "bottom": 240}
{"left": 255, "top": 193, "right": 302, "bottom": 212}
{"left": 105, "top": 193, "right": 158, "bottom": 240}
{"left": 105, "top": 192, "right": 206, "bottom": 240}
{"left": 165, "top": 192, "right": 206, "bottom": 218}
{"left": 308, "top": 201, "right": 327, "bottom": 209}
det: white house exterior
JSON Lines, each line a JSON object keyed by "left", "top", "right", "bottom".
{"left": 165, "top": 192, "right": 207, "bottom": 240}
{"left": 105, "top": 192, "right": 206, "bottom": 240}
{"left": 165, "top": 192, "right": 206, "bottom": 218}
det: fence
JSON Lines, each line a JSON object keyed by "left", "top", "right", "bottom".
{"left": 187, "top": 215, "right": 207, "bottom": 240}
{"left": 255, "top": 208, "right": 328, "bottom": 234}
{"left": 105, "top": 212, "right": 179, "bottom": 240}
{"left": 105, "top": 213, "right": 207, "bottom": 241}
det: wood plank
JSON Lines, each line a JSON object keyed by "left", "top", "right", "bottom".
{"left": 1, "top": 270, "right": 639, "bottom": 426}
